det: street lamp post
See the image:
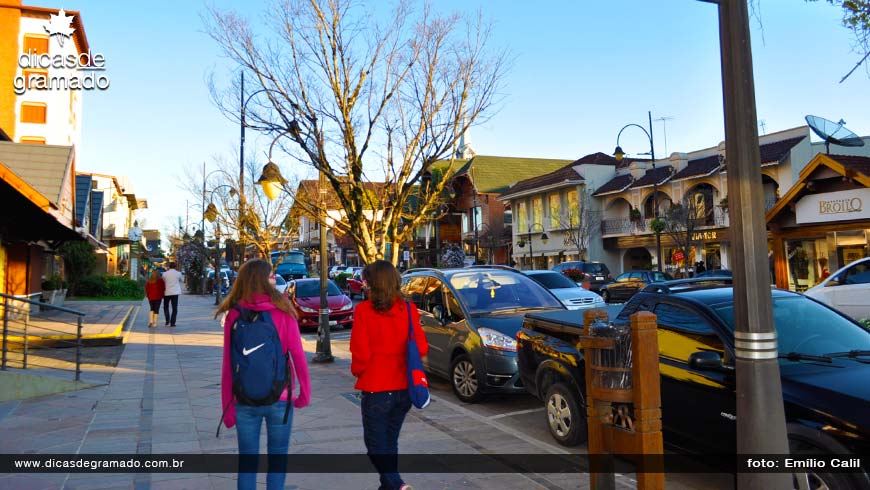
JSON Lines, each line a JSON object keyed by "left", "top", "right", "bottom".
{"left": 707, "top": 1, "right": 791, "bottom": 487}
{"left": 613, "top": 113, "right": 662, "bottom": 272}
{"left": 257, "top": 129, "right": 334, "bottom": 363}
{"left": 205, "top": 185, "right": 236, "bottom": 305}
{"left": 527, "top": 223, "right": 549, "bottom": 270}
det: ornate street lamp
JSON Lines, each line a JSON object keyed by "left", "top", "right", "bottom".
{"left": 258, "top": 130, "right": 334, "bottom": 363}
{"left": 526, "top": 222, "right": 548, "bottom": 270}
{"left": 614, "top": 112, "right": 663, "bottom": 272}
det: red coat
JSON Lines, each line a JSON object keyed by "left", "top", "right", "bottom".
{"left": 350, "top": 298, "right": 428, "bottom": 392}
{"left": 145, "top": 278, "right": 165, "bottom": 300}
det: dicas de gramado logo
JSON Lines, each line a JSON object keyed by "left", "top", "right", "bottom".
{"left": 12, "top": 9, "right": 109, "bottom": 95}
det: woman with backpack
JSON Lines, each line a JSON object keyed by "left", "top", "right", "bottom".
{"left": 216, "top": 259, "right": 310, "bottom": 490}
{"left": 350, "top": 260, "right": 428, "bottom": 490}
{"left": 144, "top": 269, "right": 165, "bottom": 328}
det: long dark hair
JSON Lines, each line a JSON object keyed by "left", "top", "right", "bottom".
{"left": 215, "top": 259, "right": 297, "bottom": 319}
{"left": 363, "top": 260, "right": 403, "bottom": 313}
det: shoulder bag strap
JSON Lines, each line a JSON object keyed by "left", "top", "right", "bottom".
{"left": 406, "top": 301, "right": 414, "bottom": 340}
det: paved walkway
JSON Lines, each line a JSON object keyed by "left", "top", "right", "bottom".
{"left": 5, "top": 301, "right": 135, "bottom": 342}
{"left": 0, "top": 295, "right": 636, "bottom": 490}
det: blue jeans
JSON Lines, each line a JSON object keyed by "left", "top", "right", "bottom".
{"left": 361, "top": 390, "right": 411, "bottom": 490}
{"left": 235, "top": 401, "right": 293, "bottom": 490}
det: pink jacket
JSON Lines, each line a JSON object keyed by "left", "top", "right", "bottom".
{"left": 221, "top": 293, "right": 311, "bottom": 428}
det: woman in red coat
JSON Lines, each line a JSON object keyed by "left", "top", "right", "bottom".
{"left": 350, "top": 260, "right": 428, "bottom": 490}
{"left": 144, "top": 270, "right": 165, "bottom": 328}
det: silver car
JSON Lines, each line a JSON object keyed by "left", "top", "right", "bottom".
{"left": 523, "top": 270, "right": 605, "bottom": 310}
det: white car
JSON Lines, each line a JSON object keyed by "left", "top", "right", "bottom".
{"left": 273, "top": 274, "right": 289, "bottom": 295}
{"left": 805, "top": 257, "right": 870, "bottom": 320}
{"left": 523, "top": 270, "right": 605, "bottom": 310}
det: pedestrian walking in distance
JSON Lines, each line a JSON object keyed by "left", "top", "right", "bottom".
{"left": 144, "top": 270, "right": 165, "bottom": 328}
{"left": 217, "top": 259, "right": 310, "bottom": 490}
{"left": 161, "top": 261, "right": 183, "bottom": 327}
{"left": 351, "top": 260, "right": 428, "bottom": 490}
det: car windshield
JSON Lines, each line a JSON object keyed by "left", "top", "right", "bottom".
{"left": 281, "top": 254, "right": 305, "bottom": 265}
{"left": 713, "top": 296, "right": 870, "bottom": 357}
{"left": 449, "top": 270, "right": 563, "bottom": 314}
{"left": 651, "top": 272, "right": 673, "bottom": 282}
{"left": 529, "top": 272, "right": 578, "bottom": 289}
{"left": 580, "top": 263, "right": 607, "bottom": 274}
{"left": 295, "top": 281, "right": 342, "bottom": 297}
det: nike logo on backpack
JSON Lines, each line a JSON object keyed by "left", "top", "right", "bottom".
{"left": 242, "top": 343, "right": 265, "bottom": 356}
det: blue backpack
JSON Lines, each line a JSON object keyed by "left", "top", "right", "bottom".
{"left": 217, "top": 307, "right": 291, "bottom": 437}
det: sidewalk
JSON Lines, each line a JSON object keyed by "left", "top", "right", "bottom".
{"left": 0, "top": 294, "right": 620, "bottom": 490}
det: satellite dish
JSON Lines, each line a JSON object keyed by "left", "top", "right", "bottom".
{"left": 805, "top": 115, "right": 865, "bottom": 154}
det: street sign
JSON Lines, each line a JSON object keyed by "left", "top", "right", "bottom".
{"left": 672, "top": 250, "right": 685, "bottom": 262}
{"left": 403, "top": 250, "right": 410, "bottom": 261}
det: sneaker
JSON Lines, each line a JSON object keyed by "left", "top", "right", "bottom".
{"left": 170, "top": 324, "right": 176, "bottom": 328}
{"left": 400, "top": 485, "right": 414, "bottom": 490}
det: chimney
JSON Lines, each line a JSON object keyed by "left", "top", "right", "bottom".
{"left": 669, "top": 152, "right": 689, "bottom": 173}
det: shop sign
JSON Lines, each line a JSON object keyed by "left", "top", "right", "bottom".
{"left": 672, "top": 250, "right": 685, "bottom": 262}
{"left": 692, "top": 231, "right": 718, "bottom": 241}
{"left": 796, "top": 188, "right": 870, "bottom": 224}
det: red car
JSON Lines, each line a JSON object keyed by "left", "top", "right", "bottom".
{"left": 290, "top": 279, "right": 355, "bottom": 330}
{"left": 346, "top": 269, "right": 367, "bottom": 299}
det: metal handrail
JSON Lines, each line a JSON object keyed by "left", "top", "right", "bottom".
{"left": 1, "top": 292, "right": 86, "bottom": 381}
{"left": 0, "top": 292, "right": 85, "bottom": 316}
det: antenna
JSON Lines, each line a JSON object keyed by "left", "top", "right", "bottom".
{"left": 805, "top": 115, "right": 865, "bottom": 154}
{"left": 758, "top": 119, "right": 767, "bottom": 135}
{"left": 655, "top": 116, "right": 675, "bottom": 155}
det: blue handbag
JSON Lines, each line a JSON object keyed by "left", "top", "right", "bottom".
{"left": 405, "top": 302, "right": 430, "bottom": 409}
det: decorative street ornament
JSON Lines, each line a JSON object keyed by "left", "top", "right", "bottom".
{"left": 257, "top": 162, "right": 288, "bottom": 201}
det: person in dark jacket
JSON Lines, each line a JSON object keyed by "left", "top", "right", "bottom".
{"left": 350, "top": 260, "right": 428, "bottom": 490}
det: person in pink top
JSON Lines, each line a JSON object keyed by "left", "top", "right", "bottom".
{"left": 216, "top": 259, "right": 310, "bottom": 490}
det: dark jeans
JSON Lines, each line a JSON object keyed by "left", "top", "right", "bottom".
{"left": 148, "top": 299, "right": 161, "bottom": 314}
{"left": 361, "top": 390, "right": 411, "bottom": 490}
{"left": 235, "top": 401, "right": 293, "bottom": 490}
{"left": 163, "top": 295, "right": 178, "bottom": 325}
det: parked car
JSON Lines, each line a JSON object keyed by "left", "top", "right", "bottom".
{"left": 694, "top": 268, "right": 732, "bottom": 278}
{"left": 523, "top": 270, "right": 604, "bottom": 310}
{"left": 289, "top": 278, "right": 354, "bottom": 330}
{"left": 346, "top": 269, "right": 366, "bottom": 299}
{"left": 328, "top": 265, "right": 345, "bottom": 279}
{"left": 273, "top": 274, "right": 289, "bottom": 295}
{"left": 599, "top": 270, "right": 672, "bottom": 303}
{"left": 517, "top": 279, "right": 870, "bottom": 490}
{"left": 805, "top": 257, "right": 870, "bottom": 320}
{"left": 551, "top": 261, "right": 612, "bottom": 292}
{"left": 208, "top": 270, "right": 230, "bottom": 296}
{"left": 401, "top": 267, "right": 565, "bottom": 403}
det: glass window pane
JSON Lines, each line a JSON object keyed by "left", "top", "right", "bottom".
{"left": 549, "top": 194, "right": 561, "bottom": 228}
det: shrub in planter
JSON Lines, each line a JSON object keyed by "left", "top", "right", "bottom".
{"left": 104, "top": 276, "right": 145, "bottom": 299}
{"left": 41, "top": 274, "right": 67, "bottom": 291}
{"left": 334, "top": 272, "right": 352, "bottom": 290}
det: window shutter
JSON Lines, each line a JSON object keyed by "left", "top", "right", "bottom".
{"left": 20, "top": 103, "right": 47, "bottom": 124}
{"left": 23, "top": 35, "right": 49, "bottom": 55}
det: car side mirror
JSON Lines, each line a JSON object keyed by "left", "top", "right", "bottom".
{"left": 689, "top": 351, "right": 728, "bottom": 372}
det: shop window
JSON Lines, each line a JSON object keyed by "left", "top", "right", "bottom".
{"left": 20, "top": 102, "right": 47, "bottom": 124}
{"left": 20, "top": 136, "right": 46, "bottom": 144}
{"left": 549, "top": 194, "right": 561, "bottom": 229}
{"left": 532, "top": 197, "right": 543, "bottom": 228}
{"left": 23, "top": 35, "right": 49, "bottom": 55}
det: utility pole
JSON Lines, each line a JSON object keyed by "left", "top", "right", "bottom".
{"left": 200, "top": 161, "right": 207, "bottom": 296}
{"left": 712, "top": 0, "right": 791, "bottom": 487}
{"left": 239, "top": 72, "right": 246, "bottom": 267}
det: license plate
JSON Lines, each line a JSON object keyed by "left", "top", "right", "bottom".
{"left": 329, "top": 321, "right": 338, "bottom": 326}
{"left": 595, "top": 276, "right": 604, "bottom": 281}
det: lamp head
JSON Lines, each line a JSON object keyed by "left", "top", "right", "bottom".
{"left": 205, "top": 203, "right": 219, "bottom": 223}
{"left": 541, "top": 232, "right": 549, "bottom": 244}
{"left": 613, "top": 146, "right": 626, "bottom": 162}
{"left": 256, "top": 162, "right": 287, "bottom": 201}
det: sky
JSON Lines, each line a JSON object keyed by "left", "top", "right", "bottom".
{"left": 58, "top": 0, "right": 870, "bottom": 240}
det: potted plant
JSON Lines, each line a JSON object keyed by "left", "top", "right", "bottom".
{"left": 517, "top": 238, "right": 526, "bottom": 248}
{"left": 719, "top": 197, "right": 728, "bottom": 211}
{"left": 629, "top": 208, "right": 642, "bottom": 223}
{"left": 650, "top": 218, "right": 665, "bottom": 233}
{"left": 41, "top": 274, "right": 68, "bottom": 307}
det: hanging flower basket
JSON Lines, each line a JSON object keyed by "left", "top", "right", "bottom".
{"left": 629, "top": 208, "right": 642, "bottom": 222}
{"left": 719, "top": 197, "right": 728, "bottom": 211}
{"left": 517, "top": 238, "right": 526, "bottom": 248}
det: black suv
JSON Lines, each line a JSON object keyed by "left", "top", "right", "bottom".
{"left": 401, "top": 267, "right": 565, "bottom": 402}
{"left": 517, "top": 279, "right": 870, "bottom": 490}
{"left": 552, "top": 261, "right": 612, "bottom": 292}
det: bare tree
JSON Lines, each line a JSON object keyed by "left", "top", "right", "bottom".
{"left": 659, "top": 191, "right": 714, "bottom": 274}
{"left": 554, "top": 188, "right": 601, "bottom": 261}
{"left": 181, "top": 154, "right": 296, "bottom": 266}
{"left": 204, "top": 0, "right": 508, "bottom": 264}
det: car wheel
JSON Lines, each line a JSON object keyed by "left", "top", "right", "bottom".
{"left": 450, "top": 353, "right": 483, "bottom": 403}
{"left": 545, "top": 382, "right": 587, "bottom": 447}
{"left": 789, "top": 440, "right": 859, "bottom": 490}
{"left": 601, "top": 290, "right": 611, "bottom": 303}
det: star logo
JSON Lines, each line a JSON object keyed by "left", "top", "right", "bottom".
{"left": 44, "top": 9, "right": 76, "bottom": 47}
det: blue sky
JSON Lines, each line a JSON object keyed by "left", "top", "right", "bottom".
{"left": 61, "top": 0, "right": 870, "bottom": 236}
